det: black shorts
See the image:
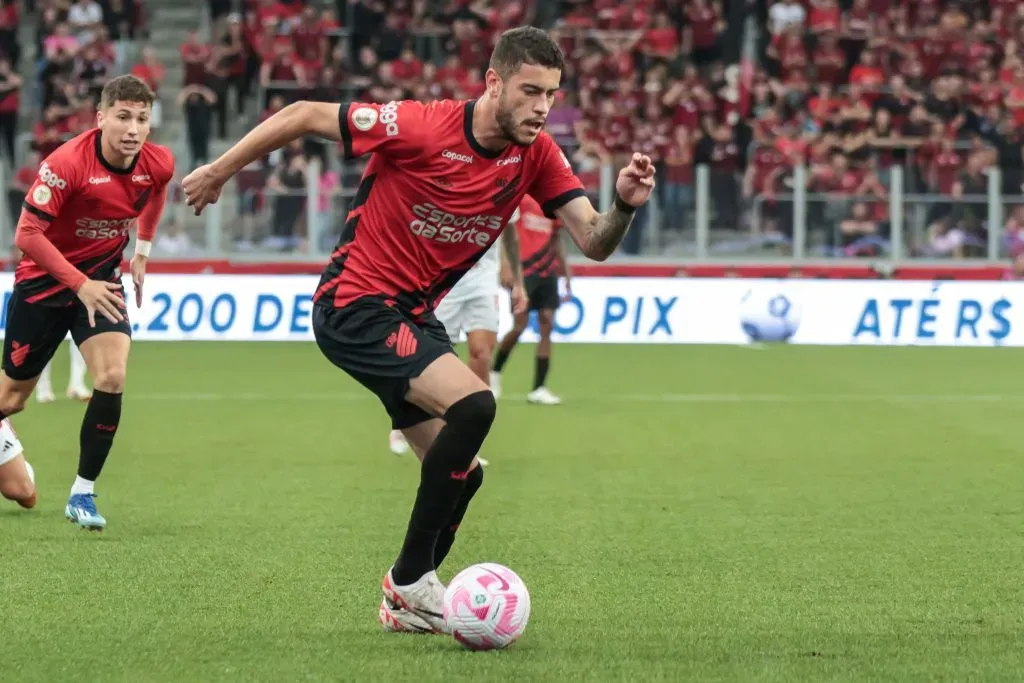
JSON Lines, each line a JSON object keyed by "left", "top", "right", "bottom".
{"left": 312, "top": 297, "right": 454, "bottom": 429}
{"left": 524, "top": 275, "right": 560, "bottom": 311}
{"left": 2, "top": 283, "right": 131, "bottom": 381}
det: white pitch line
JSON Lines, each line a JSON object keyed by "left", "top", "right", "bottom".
{"left": 128, "top": 391, "right": 1024, "bottom": 404}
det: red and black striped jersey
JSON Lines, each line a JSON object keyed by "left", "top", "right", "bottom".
{"left": 516, "top": 194, "right": 562, "bottom": 278}
{"left": 17, "top": 129, "right": 174, "bottom": 306}
{"left": 313, "top": 99, "right": 585, "bottom": 317}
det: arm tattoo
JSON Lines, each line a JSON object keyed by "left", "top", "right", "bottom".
{"left": 501, "top": 224, "right": 523, "bottom": 281}
{"left": 585, "top": 204, "right": 635, "bottom": 260}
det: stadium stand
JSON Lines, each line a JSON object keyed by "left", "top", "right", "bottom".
{"left": 2, "top": 0, "right": 1023, "bottom": 268}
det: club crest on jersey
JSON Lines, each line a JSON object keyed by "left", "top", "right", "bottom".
{"left": 352, "top": 107, "right": 378, "bottom": 132}
{"left": 133, "top": 186, "right": 152, "bottom": 211}
{"left": 491, "top": 174, "right": 521, "bottom": 206}
{"left": 32, "top": 185, "right": 52, "bottom": 205}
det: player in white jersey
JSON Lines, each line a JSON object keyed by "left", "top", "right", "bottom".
{"left": 36, "top": 342, "right": 91, "bottom": 403}
{"left": 387, "top": 209, "right": 519, "bottom": 463}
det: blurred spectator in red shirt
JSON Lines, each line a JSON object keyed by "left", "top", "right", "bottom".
{"left": 0, "top": 57, "right": 20, "bottom": 163}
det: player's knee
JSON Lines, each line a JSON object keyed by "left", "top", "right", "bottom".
{"left": 0, "top": 391, "right": 27, "bottom": 417}
{"left": 0, "top": 475, "right": 34, "bottom": 504}
{"left": 445, "top": 390, "right": 496, "bottom": 438}
{"left": 468, "top": 340, "right": 492, "bottom": 366}
{"left": 465, "top": 461, "right": 484, "bottom": 494}
{"left": 92, "top": 366, "right": 126, "bottom": 393}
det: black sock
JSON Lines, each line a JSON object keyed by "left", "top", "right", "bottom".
{"left": 392, "top": 391, "right": 496, "bottom": 585}
{"left": 78, "top": 389, "right": 122, "bottom": 481}
{"left": 493, "top": 347, "right": 511, "bottom": 373}
{"left": 533, "top": 356, "right": 550, "bottom": 390}
{"left": 434, "top": 465, "right": 484, "bottom": 569}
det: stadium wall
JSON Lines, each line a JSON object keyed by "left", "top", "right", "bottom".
{"left": 0, "top": 273, "right": 1017, "bottom": 347}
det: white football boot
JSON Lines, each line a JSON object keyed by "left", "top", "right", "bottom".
{"left": 378, "top": 597, "right": 434, "bottom": 633}
{"left": 526, "top": 386, "right": 562, "bottom": 405}
{"left": 381, "top": 568, "right": 448, "bottom": 633}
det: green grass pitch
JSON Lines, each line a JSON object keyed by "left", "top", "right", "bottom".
{"left": 2, "top": 342, "right": 1022, "bottom": 682}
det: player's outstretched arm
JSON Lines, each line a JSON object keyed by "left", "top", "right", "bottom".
{"left": 183, "top": 101, "right": 342, "bottom": 214}
{"left": 554, "top": 153, "right": 655, "bottom": 262}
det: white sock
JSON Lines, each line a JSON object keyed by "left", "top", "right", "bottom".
{"left": 68, "top": 343, "right": 87, "bottom": 390}
{"left": 70, "top": 476, "right": 94, "bottom": 496}
{"left": 37, "top": 360, "right": 53, "bottom": 394}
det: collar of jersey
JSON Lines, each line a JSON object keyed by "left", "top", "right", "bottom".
{"left": 94, "top": 131, "right": 141, "bottom": 176}
{"left": 463, "top": 100, "right": 505, "bottom": 160}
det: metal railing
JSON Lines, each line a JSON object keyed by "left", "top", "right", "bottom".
{"left": 3, "top": 156, "right": 1022, "bottom": 264}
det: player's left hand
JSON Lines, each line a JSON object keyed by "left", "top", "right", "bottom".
{"left": 615, "top": 153, "right": 656, "bottom": 208}
{"left": 181, "top": 164, "right": 225, "bottom": 215}
{"left": 130, "top": 255, "right": 146, "bottom": 308}
{"left": 510, "top": 283, "right": 527, "bottom": 315}
{"left": 562, "top": 279, "right": 573, "bottom": 302}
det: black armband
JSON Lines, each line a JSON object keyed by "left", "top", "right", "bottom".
{"left": 613, "top": 192, "right": 636, "bottom": 215}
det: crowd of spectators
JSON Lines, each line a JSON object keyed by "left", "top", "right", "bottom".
{"left": 9, "top": 0, "right": 1024, "bottom": 259}
{"left": 747, "top": 0, "right": 1024, "bottom": 258}
{"left": 27, "top": 0, "right": 147, "bottom": 158}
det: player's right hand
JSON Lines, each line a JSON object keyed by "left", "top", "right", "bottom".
{"left": 510, "top": 283, "right": 527, "bottom": 315}
{"left": 77, "top": 280, "right": 125, "bottom": 327}
{"left": 181, "top": 164, "right": 224, "bottom": 215}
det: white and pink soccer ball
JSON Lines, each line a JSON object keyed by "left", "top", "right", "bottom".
{"left": 443, "top": 563, "right": 530, "bottom": 650}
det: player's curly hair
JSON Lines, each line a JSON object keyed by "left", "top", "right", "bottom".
{"left": 99, "top": 75, "right": 156, "bottom": 110}
{"left": 489, "top": 26, "right": 565, "bottom": 79}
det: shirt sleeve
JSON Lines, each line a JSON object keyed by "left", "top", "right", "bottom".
{"left": 526, "top": 134, "right": 588, "bottom": 218}
{"left": 15, "top": 153, "right": 87, "bottom": 291}
{"left": 136, "top": 182, "right": 168, "bottom": 242}
{"left": 337, "top": 100, "right": 426, "bottom": 161}
{"left": 137, "top": 149, "right": 175, "bottom": 242}
{"left": 22, "top": 155, "right": 78, "bottom": 222}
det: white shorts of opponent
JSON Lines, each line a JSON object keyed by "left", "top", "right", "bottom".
{"left": 0, "top": 419, "right": 26, "bottom": 468}
{"left": 434, "top": 292, "right": 499, "bottom": 344}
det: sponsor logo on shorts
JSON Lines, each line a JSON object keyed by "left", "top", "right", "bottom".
{"left": 351, "top": 106, "right": 378, "bottom": 132}
{"left": 379, "top": 101, "right": 400, "bottom": 137}
{"left": 9, "top": 341, "right": 29, "bottom": 367}
{"left": 394, "top": 323, "right": 418, "bottom": 358}
{"left": 38, "top": 162, "right": 67, "bottom": 189}
{"left": 89, "top": 176, "right": 111, "bottom": 185}
{"left": 442, "top": 149, "right": 473, "bottom": 164}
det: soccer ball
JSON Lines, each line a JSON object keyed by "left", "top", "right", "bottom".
{"left": 443, "top": 563, "right": 530, "bottom": 650}
{"left": 738, "top": 287, "right": 802, "bottom": 343}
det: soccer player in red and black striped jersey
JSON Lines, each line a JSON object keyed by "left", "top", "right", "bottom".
{"left": 491, "top": 193, "right": 571, "bottom": 405}
{"left": 183, "top": 26, "right": 654, "bottom": 634}
{"left": 0, "top": 76, "right": 174, "bottom": 529}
